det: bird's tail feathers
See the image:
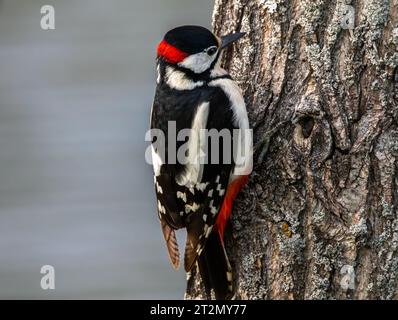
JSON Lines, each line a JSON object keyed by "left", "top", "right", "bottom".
{"left": 197, "top": 231, "right": 233, "bottom": 300}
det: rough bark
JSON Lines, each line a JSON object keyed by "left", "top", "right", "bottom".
{"left": 186, "top": 0, "right": 398, "bottom": 299}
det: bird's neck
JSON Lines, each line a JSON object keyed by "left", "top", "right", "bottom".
{"left": 156, "top": 60, "right": 230, "bottom": 91}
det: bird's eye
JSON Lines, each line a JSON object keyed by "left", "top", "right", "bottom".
{"left": 206, "top": 46, "right": 218, "bottom": 56}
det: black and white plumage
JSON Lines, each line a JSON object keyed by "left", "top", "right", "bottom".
{"left": 150, "top": 26, "right": 251, "bottom": 299}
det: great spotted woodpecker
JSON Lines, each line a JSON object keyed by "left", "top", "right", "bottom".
{"left": 150, "top": 25, "right": 252, "bottom": 299}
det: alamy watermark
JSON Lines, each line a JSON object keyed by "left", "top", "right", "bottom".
{"left": 340, "top": 5, "right": 355, "bottom": 30}
{"left": 145, "top": 121, "right": 253, "bottom": 176}
{"left": 40, "top": 265, "right": 55, "bottom": 290}
{"left": 340, "top": 265, "right": 355, "bottom": 290}
{"left": 40, "top": 5, "right": 55, "bottom": 30}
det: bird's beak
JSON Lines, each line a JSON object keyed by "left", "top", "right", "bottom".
{"left": 220, "top": 32, "right": 246, "bottom": 49}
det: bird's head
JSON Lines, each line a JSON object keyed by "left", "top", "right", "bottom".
{"left": 157, "top": 25, "right": 245, "bottom": 74}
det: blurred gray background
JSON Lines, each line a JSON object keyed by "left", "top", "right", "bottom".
{"left": 0, "top": 0, "right": 214, "bottom": 299}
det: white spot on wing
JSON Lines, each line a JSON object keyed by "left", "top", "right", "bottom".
{"left": 157, "top": 200, "right": 166, "bottom": 215}
{"left": 216, "top": 183, "right": 225, "bottom": 196}
{"left": 151, "top": 145, "right": 163, "bottom": 177}
{"left": 205, "top": 225, "right": 213, "bottom": 238}
{"left": 209, "top": 200, "right": 218, "bottom": 216}
{"left": 177, "top": 191, "right": 187, "bottom": 203}
{"left": 195, "top": 182, "right": 208, "bottom": 192}
{"left": 156, "top": 182, "right": 163, "bottom": 194}
{"left": 185, "top": 202, "right": 200, "bottom": 213}
{"left": 176, "top": 102, "right": 210, "bottom": 187}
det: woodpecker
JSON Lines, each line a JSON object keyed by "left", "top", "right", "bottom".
{"left": 150, "top": 25, "right": 252, "bottom": 299}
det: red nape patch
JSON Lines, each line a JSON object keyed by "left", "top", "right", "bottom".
{"left": 215, "top": 175, "right": 249, "bottom": 242}
{"left": 157, "top": 40, "right": 188, "bottom": 64}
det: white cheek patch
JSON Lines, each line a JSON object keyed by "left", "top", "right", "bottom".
{"left": 178, "top": 52, "right": 217, "bottom": 74}
{"left": 166, "top": 66, "right": 204, "bottom": 90}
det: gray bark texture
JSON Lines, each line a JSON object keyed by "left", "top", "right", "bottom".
{"left": 186, "top": 0, "right": 398, "bottom": 299}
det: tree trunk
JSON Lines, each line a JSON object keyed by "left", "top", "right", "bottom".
{"left": 186, "top": 0, "right": 398, "bottom": 299}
